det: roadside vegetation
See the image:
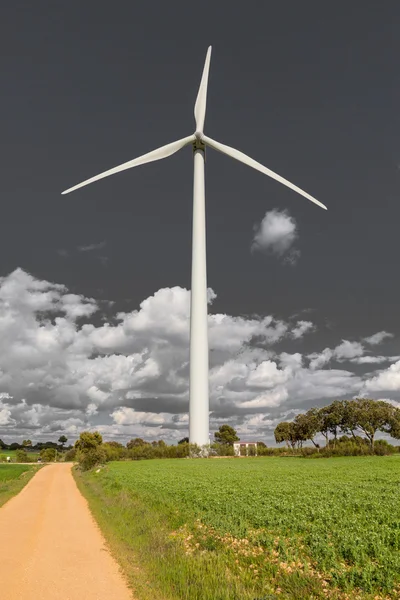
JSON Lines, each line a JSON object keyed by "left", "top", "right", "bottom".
{"left": 75, "top": 456, "right": 400, "bottom": 600}
{"left": 0, "top": 464, "right": 41, "bottom": 508}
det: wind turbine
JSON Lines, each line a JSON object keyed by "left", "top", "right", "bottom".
{"left": 62, "top": 46, "right": 327, "bottom": 447}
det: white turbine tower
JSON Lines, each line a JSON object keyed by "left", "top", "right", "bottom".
{"left": 62, "top": 46, "right": 327, "bottom": 447}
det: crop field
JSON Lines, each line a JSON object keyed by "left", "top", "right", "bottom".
{"left": 75, "top": 456, "right": 400, "bottom": 600}
{"left": 0, "top": 464, "right": 38, "bottom": 508}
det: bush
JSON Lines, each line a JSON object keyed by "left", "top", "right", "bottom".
{"left": 103, "top": 442, "right": 128, "bottom": 462}
{"left": 78, "top": 446, "right": 107, "bottom": 471}
{"left": 15, "top": 449, "right": 30, "bottom": 462}
{"left": 373, "top": 440, "right": 397, "bottom": 456}
{"left": 248, "top": 445, "right": 257, "bottom": 456}
{"left": 258, "top": 446, "right": 288, "bottom": 456}
{"left": 40, "top": 448, "right": 57, "bottom": 462}
{"left": 300, "top": 447, "right": 320, "bottom": 457}
{"left": 64, "top": 448, "right": 77, "bottom": 462}
{"left": 189, "top": 443, "right": 205, "bottom": 458}
{"left": 209, "top": 443, "right": 234, "bottom": 457}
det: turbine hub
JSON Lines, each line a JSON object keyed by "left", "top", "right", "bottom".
{"left": 195, "top": 131, "right": 204, "bottom": 141}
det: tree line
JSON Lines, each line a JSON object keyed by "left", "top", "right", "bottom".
{"left": 274, "top": 398, "right": 400, "bottom": 450}
{"left": 0, "top": 436, "right": 70, "bottom": 452}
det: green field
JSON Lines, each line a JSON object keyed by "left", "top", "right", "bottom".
{"left": 75, "top": 456, "right": 400, "bottom": 600}
{"left": 0, "top": 464, "right": 39, "bottom": 507}
{"left": 0, "top": 449, "right": 40, "bottom": 462}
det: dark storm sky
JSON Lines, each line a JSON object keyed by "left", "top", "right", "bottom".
{"left": 1, "top": 1, "right": 399, "bottom": 349}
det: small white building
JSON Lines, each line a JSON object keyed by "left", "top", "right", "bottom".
{"left": 233, "top": 441, "right": 257, "bottom": 456}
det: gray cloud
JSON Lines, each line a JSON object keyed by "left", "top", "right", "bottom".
{"left": 364, "top": 331, "right": 394, "bottom": 346}
{"left": 77, "top": 241, "right": 106, "bottom": 252}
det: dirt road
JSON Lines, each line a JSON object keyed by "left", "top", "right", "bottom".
{"left": 0, "top": 463, "right": 133, "bottom": 600}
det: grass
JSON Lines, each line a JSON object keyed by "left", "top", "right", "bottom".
{"left": 0, "top": 464, "right": 40, "bottom": 508}
{"left": 74, "top": 456, "right": 400, "bottom": 600}
{"left": 0, "top": 449, "right": 40, "bottom": 462}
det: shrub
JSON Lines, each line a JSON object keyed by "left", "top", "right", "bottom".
{"left": 174, "top": 442, "right": 190, "bottom": 458}
{"left": 189, "top": 443, "right": 205, "bottom": 458}
{"left": 127, "top": 444, "right": 157, "bottom": 461}
{"left": 103, "top": 442, "right": 128, "bottom": 462}
{"left": 300, "top": 447, "right": 319, "bottom": 457}
{"left": 258, "top": 446, "right": 288, "bottom": 456}
{"left": 64, "top": 448, "right": 77, "bottom": 461}
{"left": 40, "top": 448, "right": 57, "bottom": 462}
{"left": 78, "top": 446, "right": 107, "bottom": 471}
{"left": 210, "top": 443, "right": 234, "bottom": 457}
{"left": 15, "top": 449, "right": 30, "bottom": 462}
{"left": 373, "top": 440, "right": 397, "bottom": 456}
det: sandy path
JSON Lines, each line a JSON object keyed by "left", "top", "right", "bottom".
{"left": 0, "top": 463, "right": 133, "bottom": 600}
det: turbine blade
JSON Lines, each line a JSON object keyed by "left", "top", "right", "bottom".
{"left": 194, "top": 46, "right": 212, "bottom": 134}
{"left": 203, "top": 135, "right": 327, "bottom": 210}
{"left": 62, "top": 135, "right": 195, "bottom": 195}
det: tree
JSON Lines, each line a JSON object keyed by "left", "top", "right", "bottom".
{"left": 294, "top": 409, "right": 321, "bottom": 448}
{"left": 178, "top": 437, "right": 189, "bottom": 445}
{"left": 0, "top": 439, "right": 6, "bottom": 449}
{"left": 151, "top": 440, "right": 166, "bottom": 447}
{"left": 126, "top": 438, "right": 148, "bottom": 449}
{"left": 22, "top": 439, "right": 32, "bottom": 448}
{"left": 75, "top": 431, "right": 103, "bottom": 451}
{"left": 74, "top": 431, "right": 105, "bottom": 471}
{"left": 58, "top": 435, "right": 68, "bottom": 448}
{"left": 274, "top": 422, "right": 293, "bottom": 448}
{"left": 103, "top": 441, "right": 124, "bottom": 448}
{"left": 326, "top": 401, "right": 346, "bottom": 444}
{"left": 386, "top": 408, "right": 400, "bottom": 440}
{"left": 350, "top": 398, "right": 397, "bottom": 447}
{"left": 274, "top": 421, "right": 303, "bottom": 451}
{"left": 340, "top": 399, "right": 360, "bottom": 442}
{"left": 214, "top": 425, "right": 239, "bottom": 445}
{"left": 318, "top": 402, "right": 345, "bottom": 446}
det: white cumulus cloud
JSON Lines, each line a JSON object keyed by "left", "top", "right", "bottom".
{"left": 251, "top": 209, "right": 300, "bottom": 264}
{"left": 0, "top": 268, "right": 397, "bottom": 444}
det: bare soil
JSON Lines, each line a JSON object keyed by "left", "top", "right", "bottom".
{"left": 0, "top": 463, "right": 133, "bottom": 599}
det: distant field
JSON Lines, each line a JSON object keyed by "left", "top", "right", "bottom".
{"left": 0, "top": 450, "right": 41, "bottom": 462}
{"left": 0, "top": 464, "right": 39, "bottom": 507}
{"left": 76, "top": 456, "right": 400, "bottom": 600}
